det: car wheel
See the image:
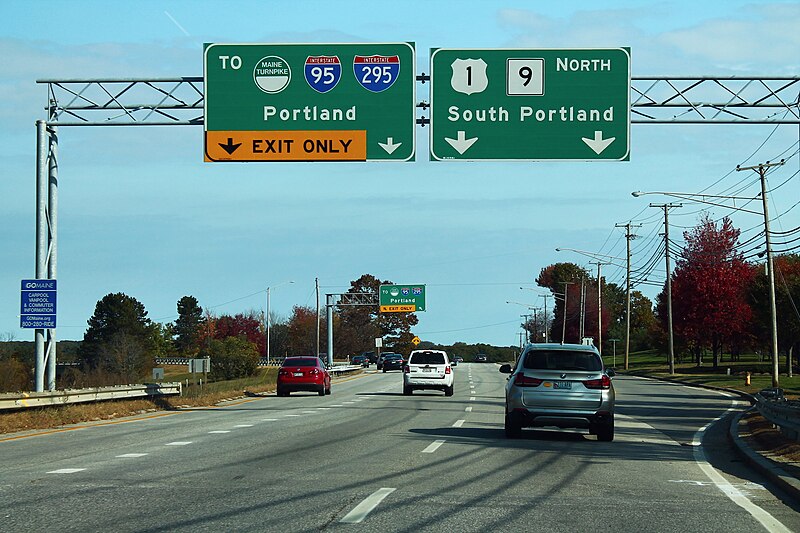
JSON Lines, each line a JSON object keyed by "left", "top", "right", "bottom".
{"left": 505, "top": 412, "right": 522, "bottom": 439}
{"left": 403, "top": 386, "right": 412, "bottom": 395}
{"left": 318, "top": 386, "right": 325, "bottom": 396}
{"left": 325, "top": 386, "right": 331, "bottom": 395}
{"left": 382, "top": 368, "right": 386, "bottom": 373}
{"left": 444, "top": 385, "right": 454, "bottom": 397}
{"left": 597, "top": 418, "right": 614, "bottom": 442}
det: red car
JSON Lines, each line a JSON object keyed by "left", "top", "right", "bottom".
{"left": 277, "top": 357, "right": 331, "bottom": 397}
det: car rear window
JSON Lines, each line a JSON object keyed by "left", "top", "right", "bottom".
{"left": 410, "top": 351, "right": 446, "bottom": 365}
{"left": 282, "top": 358, "right": 319, "bottom": 367}
{"left": 522, "top": 350, "right": 602, "bottom": 371}
{"left": 385, "top": 355, "right": 402, "bottom": 360}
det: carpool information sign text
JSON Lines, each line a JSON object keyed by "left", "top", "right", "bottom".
{"left": 20, "top": 279, "right": 57, "bottom": 329}
{"left": 204, "top": 43, "right": 416, "bottom": 162}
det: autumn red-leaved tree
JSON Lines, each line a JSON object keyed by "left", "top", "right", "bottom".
{"left": 663, "top": 215, "right": 754, "bottom": 367}
{"left": 213, "top": 311, "right": 265, "bottom": 356}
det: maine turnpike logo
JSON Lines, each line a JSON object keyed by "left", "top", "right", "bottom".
{"left": 379, "top": 284, "right": 426, "bottom": 313}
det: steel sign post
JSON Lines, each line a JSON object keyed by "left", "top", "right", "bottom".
{"left": 204, "top": 43, "right": 416, "bottom": 162}
{"left": 379, "top": 284, "right": 426, "bottom": 313}
{"left": 430, "top": 48, "right": 630, "bottom": 161}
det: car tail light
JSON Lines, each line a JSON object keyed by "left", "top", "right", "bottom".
{"left": 583, "top": 375, "right": 611, "bottom": 389}
{"left": 403, "top": 365, "right": 410, "bottom": 374}
{"left": 278, "top": 369, "right": 290, "bottom": 377}
{"left": 445, "top": 366, "right": 451, "bottom": 374}
{"left": 513, "top": 373, "right": 542, "bottom": 387}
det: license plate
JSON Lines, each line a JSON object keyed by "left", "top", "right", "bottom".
{"left": 422, "top": 368, "right": 432, "bottom": 373}
{"left": 293, "top": 372, "right": 303, "bottom": 377}
{"left": 553, "top": 380, "right": 571, "bottom": 389}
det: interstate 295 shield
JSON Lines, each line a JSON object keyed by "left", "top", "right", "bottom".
{"left": 354, "top": 55, "right": 400, "bottom": 92}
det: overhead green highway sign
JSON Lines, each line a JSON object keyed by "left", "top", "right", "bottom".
{"left": 430, "top": 48, "right": 630, "bottom": 161}
{"left": 379, "top": 284, "right": 426, "bottom": 313}
{"left": 204, "top": 43, "right": 416, "bottom": 162}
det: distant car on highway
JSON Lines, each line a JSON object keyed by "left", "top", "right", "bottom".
{"left": 363, "top": 351, "right": 378, "bottom": 364}
{"left": 403, "top": 349, "right": 454, "bottom": 396}
{"left": 500, "top": 343, "right": 615, "bottom": 441}
{"left": 474, "top": 354, "right": 488, "bottom": 363}
{"left": 376, "top": 352, "right": 399, "bottom": 370}
{"left": 382, "top": 353, "right": 405, "bottom": 372}
{"left": 277, "top": 356, "right": 331, "bottom": 397}
{"left": 351, "top": 355, "right": 369, "bottom": 367}
{"left": 454, "top": 356, "right": 464, "bottom": 364}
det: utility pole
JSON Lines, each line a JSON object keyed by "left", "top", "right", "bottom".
{"left": 616, "top": 222, "right": 640, "bottom": 371}
{"left": 315, "top": 277, "right": 320, "bottom": 358}
{"left": 539, "top": 294, "right": 551, "bottom": 343}
{"left": 588, "top": 262, "right": 608, "bottom": 355}
{"left": 560, "top": 281, "right": 573, "bottom": 343}
{"left": 520, "top": 314, "right": 531, "bottom": 343}
{"left": 737, "top": 159, "right": 785, "bottom": 388}
{"left": 579, "top": 277, "right": 586, "bottom": 341}
{"left": 650, "top": 203, "right": 682, "bottom": 374}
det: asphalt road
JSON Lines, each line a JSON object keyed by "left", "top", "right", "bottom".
{"left": 2, "top": 363, "right": 799, "bottom": 532}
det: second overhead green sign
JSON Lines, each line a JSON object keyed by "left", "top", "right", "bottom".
{"left": 430, "top": 48, "right": 631, "bottom": 162}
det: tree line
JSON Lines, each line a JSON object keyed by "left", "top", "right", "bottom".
{"left": 536, "top": 214, "right": 800, "bottom": 369}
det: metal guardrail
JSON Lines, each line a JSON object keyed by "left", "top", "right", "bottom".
{"left": 754, "top": 390, "right": 800, "bottom": 441}
{"left": 0, "top": 382, "right": 182, "bottom": 411}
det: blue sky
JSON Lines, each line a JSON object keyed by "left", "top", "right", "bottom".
{"left": 1, "top": 1, "right": 799, "bottom": 347}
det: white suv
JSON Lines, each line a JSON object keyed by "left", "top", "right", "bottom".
{"left": 403, "top": 349, "right": 454, "bottom": 396}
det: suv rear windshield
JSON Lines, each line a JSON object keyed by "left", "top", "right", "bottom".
{"left": 384, "top": 354, "right": 402, "bottom": 360}
{"left": 283, "top": 358, "right": 319, "bottom": 367}
{"left": 410, "top": 351, "right": 446, "bottom": 365}
{"left": 523, "top": 350, "right": 602, "bottom": 371}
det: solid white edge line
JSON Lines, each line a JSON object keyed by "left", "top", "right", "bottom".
{"left": 340, "top": 487, "right": 396, "bottom": 524}
{"left": 422, "top": 439, "right": 446, "bottom": 453}
{"left": 693, "top": 392, "right": 791, "bottom": 532}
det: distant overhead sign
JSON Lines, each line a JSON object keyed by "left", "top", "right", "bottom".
{"left": 379, "top": 284, "right": 426, "bottom": 313}
{"left": 20, "top": 279, "right": 57, "bottom": 329}
{"left": 204, "top": 43, "right": 416, "bottom": 162}
{"left": 430, "top": 48, "right": 631, "bottom": 161}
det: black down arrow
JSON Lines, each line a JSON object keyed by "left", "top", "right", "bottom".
{"left": 219, "top": 137, "right": 242, "bottom": 155}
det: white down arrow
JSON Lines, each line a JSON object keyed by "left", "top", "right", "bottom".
{"left": 378, "top": 137, "right": 402, "bottom": 154}
{"left": 582, "top": 131, "right": 616, "bottom": 155}
{"left": 445, "top": 131, "right": 478, "bottom": 155}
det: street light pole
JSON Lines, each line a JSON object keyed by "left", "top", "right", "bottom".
{"left": 589, "top": 261, "right": 607, "bottom": 355}
{"left": 539, "top": 294, "right": 551, "bottom": 343}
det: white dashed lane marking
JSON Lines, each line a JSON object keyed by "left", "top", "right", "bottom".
{"left": 47, "top": 468, "right": 85, "bottom": 474}
{"left": 465, "top": 406, "right": 473, "bottom": 412}
{"left": 453, "top": 420, "right": 465, "bottom": 428}
{"left": 340, "top": 488, "right": 397, "bottom": 524}
{"left": 116, "top": 453, "right": 148, "bottom": 458}
{"left": 233, "top": 424, "right": 254, "bottom": 427}
{"left": 262, "top": 418, "right": 279, "bottom": 421}
{"left": 284, "top": 414, "right": 302, "bottom": 417}
{"left": 208, "top": 431, "right": 231, "bottom": 434}
{"left": 422, "top": 440, "right": 446, "bottom": 453}
{"left": 165, "top": 441, "right": 192, "bottom": 446}
{"left": 470, "top": 397, "right": 476, "bottom": 401}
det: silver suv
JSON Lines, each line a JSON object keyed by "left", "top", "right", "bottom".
{"left": 500, "top": 343, "right": 615, "bottom": 441}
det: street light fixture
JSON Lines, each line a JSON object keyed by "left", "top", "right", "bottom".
{"left": 266, "top": 280, "right": 294, "bottom": 364}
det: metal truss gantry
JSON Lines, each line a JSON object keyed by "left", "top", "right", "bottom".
{"left": 30, "top": 74, "right": 800, "bottom": 390}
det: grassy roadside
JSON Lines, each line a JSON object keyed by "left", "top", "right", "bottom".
{"left": 1, "top": 366, "right": 360, "bottom": 436}
{"left": 606, "top": 349, "right": 800, "bottom": 397}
